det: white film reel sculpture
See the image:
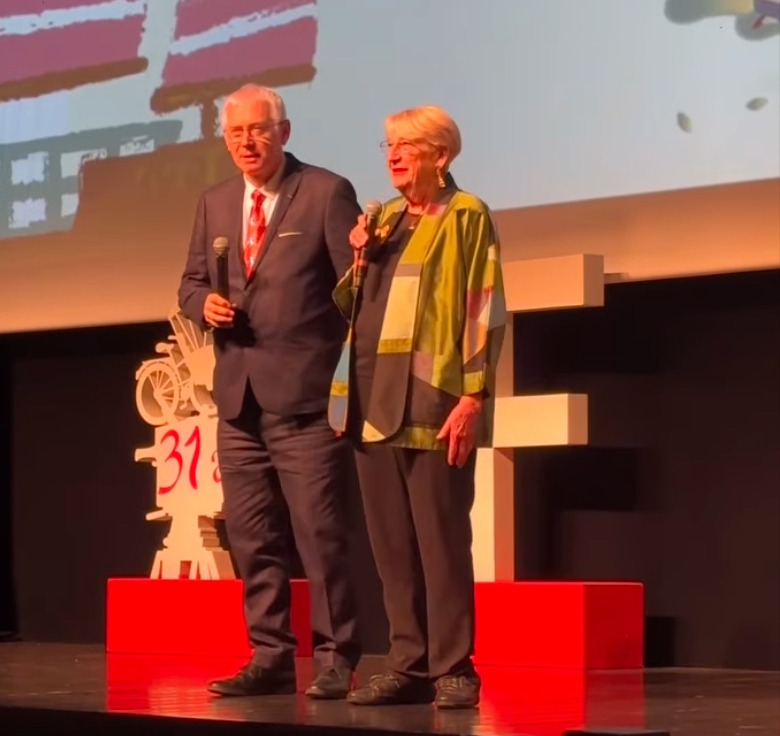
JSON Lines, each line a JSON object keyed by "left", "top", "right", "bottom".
{"left": 134, "top": 307, "right": 235, "bottom": 580}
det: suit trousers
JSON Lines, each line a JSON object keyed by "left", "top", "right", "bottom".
{"left": 353, "top": 441, "right": 477, "bottom": 680}
{"left": 217, "top": 385, "right": 360, "bottom": 672}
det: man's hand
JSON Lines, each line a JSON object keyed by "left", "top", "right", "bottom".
{"left": 204, "top": 293, "right": 235, "bottom": 328}
{"left": 436, "top": 394, "right": 483, "bottom": 468}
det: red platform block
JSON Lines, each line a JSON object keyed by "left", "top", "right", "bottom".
{"left": 474, "top": 581, "right": 644, "bottom": 669}
{"left": 106, "top": 578, "right": 311, "bottom": 656}
{"left": 108, "top": 578, "right": 642, "bottom": 670}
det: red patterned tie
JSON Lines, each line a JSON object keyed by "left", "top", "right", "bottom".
{"left": 243, "top": 189, "right": 266, "bottom": 275}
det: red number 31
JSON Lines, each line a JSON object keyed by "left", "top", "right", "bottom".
{"left": 158, "top": 426, "right": 201, "bottom": 494}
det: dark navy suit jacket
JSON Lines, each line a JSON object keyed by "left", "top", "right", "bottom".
{"left": 178, "top": 153, "right": 360, "bottom": 421}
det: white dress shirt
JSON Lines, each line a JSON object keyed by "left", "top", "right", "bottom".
{"left": 242, "top": 162, "right": 285, "bottom": 248}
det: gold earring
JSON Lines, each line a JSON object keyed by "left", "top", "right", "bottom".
{"left": 436, "top": 167, "right": 446, "bottom": 189}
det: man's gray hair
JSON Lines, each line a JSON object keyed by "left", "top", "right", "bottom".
{"left": 220, "top": 84, "right": 287, "bottom": 128}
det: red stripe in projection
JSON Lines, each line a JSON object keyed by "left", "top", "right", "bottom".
{"left": 161, "top": 17, "right": 316, "bottom": 87}
{"left": 0, "top": 17, "right": 144, "bottom": 85}
{"left": 2, "top": 0, "right": 135, "bottom": 16}
{"left": 173, "top": 0, "right": 314, "bottom": 39}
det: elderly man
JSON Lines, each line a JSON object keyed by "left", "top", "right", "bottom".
{"left": 178, "top": 84, "right": 361, "bottom": 699}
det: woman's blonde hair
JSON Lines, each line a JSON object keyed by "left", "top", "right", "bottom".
{"left": 385, "top": 105, "right": 462, "bottom": 167}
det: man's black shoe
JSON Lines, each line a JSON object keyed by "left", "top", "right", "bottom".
{"left": 207, "top": 663, "right": 296, "bottom": 696}
{"left": 304, "top": 666, "right": 353, "bottom": 699}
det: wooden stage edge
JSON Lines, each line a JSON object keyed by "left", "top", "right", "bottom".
{"left": 0, "top": 643, "right": 778, "bottom": 736}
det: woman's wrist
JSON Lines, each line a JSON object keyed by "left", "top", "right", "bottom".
{"left": 460, "top": 393, "right": 483, "bottom": 412}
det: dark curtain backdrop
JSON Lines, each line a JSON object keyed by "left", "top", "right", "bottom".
{"left": 1, "top": 268, "right": 779, "bottom": 667}
{"left": 513, "top": 268, "right": 780, "bottom": 669}
{"left": 0, "top": 344, "right": 14, "bottom": 638}
{"left": 3, "top": 322, "right": 387, "bottom": 651}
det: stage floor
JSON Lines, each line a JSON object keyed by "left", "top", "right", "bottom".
{"left": 0, "top": 643, "right": 778, "bottom": 736}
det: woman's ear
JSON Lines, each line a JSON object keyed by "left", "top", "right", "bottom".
{"left": 435, "top": 146, "right": 450, "bottom": 171}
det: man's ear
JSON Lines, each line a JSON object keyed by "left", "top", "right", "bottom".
{"left": 280, "top": 119, "right": 292, "bottom": 145}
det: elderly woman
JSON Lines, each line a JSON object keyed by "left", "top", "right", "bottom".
{"left": 328, "top": 105, "right": 506, "bottom": 709}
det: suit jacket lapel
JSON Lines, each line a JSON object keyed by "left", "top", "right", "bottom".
{"left": 247, "top": 154, "right": 302, "bottom": 282}
{"left": 225, "top": 177, "right": 245, "bottom": 284}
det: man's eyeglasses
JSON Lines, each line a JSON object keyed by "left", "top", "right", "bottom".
{"left": 226, "top": 120, "right": 286, "bottom": 143}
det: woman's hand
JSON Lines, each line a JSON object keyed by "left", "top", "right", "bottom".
{"left": 436, "top": 394, "right": 483, "bottom": 467}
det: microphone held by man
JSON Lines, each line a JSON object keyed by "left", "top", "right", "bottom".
{"left": 205, "top": 236, "right": 235, "bottom": 328}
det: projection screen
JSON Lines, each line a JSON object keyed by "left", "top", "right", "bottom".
{"left": 0, "top": 0, "right": 778, "bottom": 333}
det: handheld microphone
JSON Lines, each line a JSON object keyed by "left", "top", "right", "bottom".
{"left": 354, "top": 200, "right": 382, "bottom": 290}
{"left": 212, "top": 236, "right": 229, "bottom": 300}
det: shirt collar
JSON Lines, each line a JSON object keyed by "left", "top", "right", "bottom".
{"left": 243, "top": 158, "right": 285, "bottom": 200}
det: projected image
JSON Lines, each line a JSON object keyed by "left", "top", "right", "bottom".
{"left": 665, "top": 0, "right": 780, "bottom": 37}
{"left": 0, "top": 0, "right": 316, "bottom": 238}
{"left": 0, "top": 0, "right": 778, "bottom": 244}
{"left": 666, "top": 0, "right": 779, "bottom": 132}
